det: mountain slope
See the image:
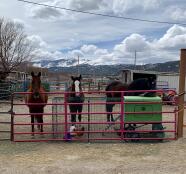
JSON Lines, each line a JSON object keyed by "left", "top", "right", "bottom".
{"left": 33, "top": 59, "right": 180, "bottom": 76}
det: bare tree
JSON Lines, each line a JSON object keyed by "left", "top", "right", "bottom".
{"left": 0, "top": 17, "right": 34, "bottom": 80}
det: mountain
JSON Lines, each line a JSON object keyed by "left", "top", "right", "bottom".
{"left": 33, "top": 58, "right": 77, "bottom": 68}
{"left": 33, "top": 59, "right": 180, "bottom": 76}
{"left": 144, "top": 61, "right": 179, "bottom": 72}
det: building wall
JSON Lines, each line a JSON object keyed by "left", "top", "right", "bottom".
{"left": 157, "top": 75, "right": 179, "bottom": 92}
{"left": 157, "top": 74, "right": 186, "bottom": 101}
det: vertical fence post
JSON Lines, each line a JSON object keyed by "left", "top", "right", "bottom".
{"left": 52, "top": 99, "right": 54, "bottom": 138}
{"left": 10, "top": 93, "right": 14, "bottom": 141}
{"left": 120, "top": 91, "right": 124, "bottom": 140}
{"left": 64, "top": 93, "right": 68, "bottom": 140}
{"left": 174, "top": 107, "right": 177, "bottom": 140}
{"left": 88, "top": 100, "right": 90, "bottom": 143}
{"left": 178, "top": 49, "right": 186, "bottom": 138}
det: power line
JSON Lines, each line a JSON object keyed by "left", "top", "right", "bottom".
{"left": 17, "top": 0, "right": 186, "bottom": 26}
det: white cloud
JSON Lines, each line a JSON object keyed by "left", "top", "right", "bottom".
{"left": 80, "top": 44, "right": 108, "bottom": 59}
{"left": 30, "top": 6, "right": 62, "bottom": 19}
{"left": 27, "top": 35, "right": 66, "bottom": 61}
{"left": 95, "top": 49, "right": 108, "bottom": 56}
{"left": 28, "top": 24, "right": 186, "bottom": 65}
{"left": 73, "top": 25, "right": 185, "bottom": 65}
{"left": 67, "top": 0, "right": 102, "bottom": 11}
{"left": 13, "top": 18, "right": 25, "bottom": 26}
{"left": 115, "top": 33, "right": 150, "bottom": 53}
{"left": 26, "top": 0, "right": 162, "bottom": 22}
{"left": 1, "top": 0, "right": 186, "bottom": 66}
{"left": 154, "top": 25, "right": 186, "bottom": 50}
{"left": 166, "top": 6, "right": 186, "bottom": 22}
{"left": 27, "top": 35, "right": 48, "bottom": 49}
{"left": 69, "top": 49, "right": 84, "bottom": 58}
{"left": 91, "top": 53, "right": 115, "bottom": 65}
{"left": 27, "top": 0, "right": 75, "bottom": 21}
{"left": 81, "top": 45, "right": 97, "bottom": 53}
{"left": 111, "top": 0, "right": 160, "bottom": 15}
{"left": 8, "top": 0, "right": 172, "bottom": 52}
{"left": 32, "top": 49, "right": 61, "bottom": 61}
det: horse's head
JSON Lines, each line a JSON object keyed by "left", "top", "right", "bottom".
{"left": 147, "top": 77, "right": 156, "bottom": 90}
{"left": 71, "top": 75, "right": 82, "bottom": 97}
{"left": 31, "top": 72, "right": 41, "bottom": 99}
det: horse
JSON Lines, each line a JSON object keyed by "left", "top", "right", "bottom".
{"left": 105, "top": 81, "right": 128, "bottom": 122}
{"left": 25, "top": 72, "right": 48, "bottom": 136}
{"left": 67, "top": 75, "right": 84, "bottom": 124}
{"left": 105, "top": 77, "right": 156, "bottom": 122}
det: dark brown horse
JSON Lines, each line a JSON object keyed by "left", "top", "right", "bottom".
{"left": 25, "top": 72, "right": 48, "bottom": 136}
{"left": 106, "top": 78, "right": 156, "bottom": 122}
{"left": 67, "top": 75, "right": 84, "bottom": 124}
{"left": 105, "top": 81, "right": 128, "bottom": 122}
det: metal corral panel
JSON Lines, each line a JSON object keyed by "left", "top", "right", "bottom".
{"left": 124, "top": 96, "right": 162, "bottom": 122}
{"left": 157, "top": 74, "right": 186, "bottom": 101}
{"left": 157, "top": 74, "right": 179, "bottom": 92}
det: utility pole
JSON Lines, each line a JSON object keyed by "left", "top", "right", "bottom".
{"left": 77, "top": 55, "right": 80, "bottom": 75}
{"left": 134, "top": 50, "right": 137, "bottom": 70}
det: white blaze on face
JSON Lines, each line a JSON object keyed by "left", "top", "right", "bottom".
{"left": 75, "top": 80, "right": 80, "bottom": 96}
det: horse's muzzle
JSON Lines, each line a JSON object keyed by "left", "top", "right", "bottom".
{"left": 75, "top": 92, "right": 80, "bottom": 97}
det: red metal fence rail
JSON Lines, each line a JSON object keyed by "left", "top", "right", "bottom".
{"left": 11, "top": 90, "right": 177, "bottom": 142}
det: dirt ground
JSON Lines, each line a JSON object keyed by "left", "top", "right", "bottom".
{"left": 1, "top": 97, "right": 186, "bottom": 174}
{"left": 1, "top": 138, "right": 186, "bottom": 174}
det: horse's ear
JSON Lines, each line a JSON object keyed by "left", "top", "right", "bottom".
{"left": 71, "top": 76, "right": 74, "bottom": 81}
{"left": 79, "top": 75, "right": 82, "bottom": 80}
{"left": 38, "top": 72, "right": 41, "bottom": 77}
{"left": 31, "top": 72, "right": 34, "bottom": 77}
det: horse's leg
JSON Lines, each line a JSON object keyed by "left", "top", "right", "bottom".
{"left": 70, "top": 104, "right": 76, "bottom": 123}
{"left": 106, "top": 103, "right": 114, "bottom": 122}
{"left": 106, "top": 103, "right": 110, "bottom": 122}
{"left": 36, "top": 108, "right": 44, "bottom": 133}
{"left": 40, "top": 108, "right": 44, "bottom": 132}
{"left": 31, "top": 115, "right": 34, "bottom": 136}
{"left": 37, "top": 118, "right": 40, "bottom": 130}
{"left": 77, "top": 104, "right": 83, "bottom": 122}
{"left": 40, "top": 115, "right": 43, "bottom": 132}
{"left": 110, "top": 105, "right": 114, "bottom": 122}
{"left": 37, "top": 115, "right": 43, "bottom": 132}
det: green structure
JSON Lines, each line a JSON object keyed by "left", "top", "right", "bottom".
{"left": 124, "top": 96, "right": 162, "bottom": 122}
{"left": 124, "top": 96, "right": 164, "bottom": 138}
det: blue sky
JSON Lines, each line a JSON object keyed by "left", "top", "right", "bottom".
{"left": 0, "top": 0, "right": 186, "bottom": 65}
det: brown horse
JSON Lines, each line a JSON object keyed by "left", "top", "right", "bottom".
{"left": 105, "top": 78, "right": 156, "bottom": 122}
{"left": 105, "top": 81, "right": 128, "bottom": 122}
{"left": 67, "top": 75, "right": 84, "bottom": 124}
{"left": 25, "top": 72, "right": 48, "bottom": 136}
